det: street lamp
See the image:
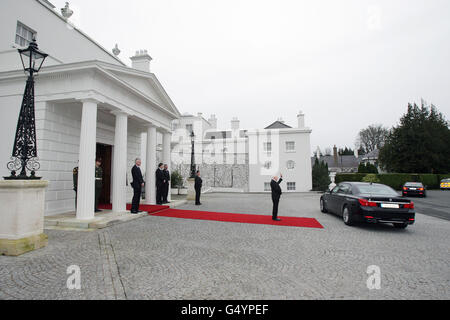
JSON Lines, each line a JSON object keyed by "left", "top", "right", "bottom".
{"left": 5, "top": 39, "right": 48, "bottom": 180}
{"left": 190, "top": 130, "right": 196, "bottom": 178}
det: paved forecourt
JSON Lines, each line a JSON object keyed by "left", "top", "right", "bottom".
{"left": 0, "top": 192, "right": 448, "bottom": 300}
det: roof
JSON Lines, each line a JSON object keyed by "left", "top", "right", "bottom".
{"left": 265, "top": 121, "right": 292, "bottom": 129}
{"left": 36, "top": 0, "right": 126, "bottom": 67}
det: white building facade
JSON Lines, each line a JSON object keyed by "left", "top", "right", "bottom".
{"left": 171, "top": 112, "right": 312, "bottom": 192}
{"left": 0, "top": 0, "right": 180, "bottom": 218}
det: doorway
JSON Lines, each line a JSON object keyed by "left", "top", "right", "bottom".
{"left": 96, "top": 143, "right": 112, "bottom": 205}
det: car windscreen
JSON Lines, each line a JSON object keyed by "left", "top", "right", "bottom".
{"left": 442, "top": 179, "right": 450, "bottom": 182}
{"left": 405, "top": 182, "right": 423, "bottom": 187}
{"left": 354, "top": 184, "right": 398, "bottom": 196}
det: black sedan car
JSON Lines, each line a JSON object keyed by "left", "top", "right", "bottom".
{"left": 320, "top": 182, "right": 415, "bottom": 229}
{"left": 402, "top": 182, "right": 426, "bottom": 197}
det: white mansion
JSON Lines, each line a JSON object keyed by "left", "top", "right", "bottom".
{"left": 171, "top": 112, "right": 313, "bottom": 193}
{"left": 0, "top": 0, "right": 180, "bottom": 217}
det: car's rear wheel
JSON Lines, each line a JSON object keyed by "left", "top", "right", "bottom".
{"left": 320, "top": 198, "right": 327, "bottom": 213}
{"left": 342, "top": 206, "right": 354, "bottom": 226}
{"left": 393, "top": 223, "right": 408, "bottom": 229}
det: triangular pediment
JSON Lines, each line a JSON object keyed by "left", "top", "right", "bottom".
{"left": 104, "top": 67, "right": 180, "bottom": 118}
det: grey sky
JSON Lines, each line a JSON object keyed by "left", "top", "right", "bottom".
{"left": 51, "top": 0, "right": 450, "bottom": 153}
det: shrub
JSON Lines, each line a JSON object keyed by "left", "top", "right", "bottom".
{"left": 362, "top": 174, "right": 380, "bottom": 183}
{"left": 335, "top": 173, "right": 366, "bottom": 184}
{"left": 171, "top": 170, "right": 183, "bottom": 188}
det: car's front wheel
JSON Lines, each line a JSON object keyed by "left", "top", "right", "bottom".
{"left": 342, "top": 206, "right": 354, "bottom": 226}
{"left": 320, "top": 198, "right": 327, "bottom": 213}
{"left": 393, "top": 223, "right": 408, "bottom": 229}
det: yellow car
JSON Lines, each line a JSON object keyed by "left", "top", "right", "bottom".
{"left": 440, "top": 179, "right": 450, "bottom": 190}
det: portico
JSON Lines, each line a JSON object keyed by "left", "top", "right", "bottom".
{"left": 0, "top": 60, "right": 180, "bottom": 219}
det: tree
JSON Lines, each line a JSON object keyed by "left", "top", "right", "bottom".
{"left": 358, "top": 162, "right": 378, "bottom": 174}
{"left": 312, "top": 157, "right": 331, "bottom": 191}
{"left": 357, "top": 124, "right": 389, "bottom": 154}
{"left": 339, "top": 147, "right": 354, "bottom": 156}
{"left": 378, "top": 103, "right": 450, "bottom": 173}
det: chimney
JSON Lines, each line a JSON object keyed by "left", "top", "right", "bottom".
{"left": 231, "top": 117, "right": 240, "bottom": 130}
{"left": 197, "top": 112, "right": 203, "bottom": 118}
{"left": 333, "top": 145, "right": 338, "bottom": 166}
{"left": 208, "top": 114, "right": 217, "bottom": 129}
{"left": 130, "top": 50, "right": 152, "bottom": 72}
{"left": 297, "top": 111, "right": 305, "bottom": 128}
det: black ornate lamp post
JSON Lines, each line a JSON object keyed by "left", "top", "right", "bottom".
{"left": 5, "top": 39, "right": 48, "bottom": 180}
{"left": 189, "top": 130, "right": 196, "bottom": 178}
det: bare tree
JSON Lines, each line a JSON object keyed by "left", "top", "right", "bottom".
{"left": 357, "top": 124, "right": 389, "bottom": 153}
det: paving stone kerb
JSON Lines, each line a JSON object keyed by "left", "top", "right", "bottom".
{"left": 0, "top": 193, "right": 449, "bottom": 299}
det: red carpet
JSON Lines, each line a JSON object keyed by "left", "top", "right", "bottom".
{"left": 98, "top": 203, "right": 169, "bottom": 213}
{"left": 150, "top": 209, "right": 324, "bottom": 229}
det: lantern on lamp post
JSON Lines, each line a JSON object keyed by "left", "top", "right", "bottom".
{"left": 5, "top": 38, "right": 48, "bottom": 180}
{"left": 189, "top": 130, "right": 196, "bottom": 178}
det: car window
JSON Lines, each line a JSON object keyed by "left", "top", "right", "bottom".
{"left": 355, "top": 184, "right": 398, "bottom": 196}
{"left": 338, "top": 185, "right": 350, "bottom": 194}
{"left": 331, "top": 186, "right": 340, "bottom": 194}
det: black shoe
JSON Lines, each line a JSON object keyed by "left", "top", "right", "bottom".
{"left": 272, "top": 218, "right": 281, "bottom": 221}
{"left": 95, "top": 209, "right": 102, "bottom": 212}
{"left": 130, "top": 211, "right": 138, "bottom": 214}
{"left": 195, "top": 203, "right": 202, "bottom": 205}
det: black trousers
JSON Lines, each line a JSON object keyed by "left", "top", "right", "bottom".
{"left": 131, "top": 185, "right": 141, "bottom": 212}
{"left": 272, "top": 196, "right": 280, "bottom": 219}
{"left": 95, "top": 185, "right": 102, "bottom": 210}
{"left": 162, "top": 183, "right": 169, "bottom": 203}
{"left": 195, "top": 187, "right": 201, "bottom": 204}
{"left": 156, "top": 184, "right": 163, "bottom": 204}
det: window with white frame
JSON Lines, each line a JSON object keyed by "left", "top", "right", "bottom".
{"left": 15, "top": 22, "right": 36, "bottom": 47}
{"left": 287, "top": 182, "right": 296, "bottom": 191}
{"left": 286, "top": 160, "right": 296, "bottom": 170}
{"left": 264, "top": 182, "right": 271, "bottom": 191}
{"left": 263, "top": 161, "right": 272, "bottom": 169}
{"left": 263, "top": 142, "right": 272, "bottom": 152}
{"left": 286, "top": 141, "right": 295, "bottom": 152}
{"left": 186, "top": 124, "right": 193, "bottom": 134}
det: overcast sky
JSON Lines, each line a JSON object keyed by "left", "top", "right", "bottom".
{"left": 51, "top": 0, "right": 450, "bottom": 153}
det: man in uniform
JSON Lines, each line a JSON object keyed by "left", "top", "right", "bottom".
{"left": 162, "top": 164, "right": 170, "bottom": 204}
{"left": 95, "top": 158, "right": 103, "bottom": 212}
{"left": 73, "top": 165, "right": 78, "bottom": 209}
{"left": 194, "top": 170, "right": 202, "bottom": 205}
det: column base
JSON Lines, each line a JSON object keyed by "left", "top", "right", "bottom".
{"left": 0, "top": 233, "right": 48, "bottom": 256}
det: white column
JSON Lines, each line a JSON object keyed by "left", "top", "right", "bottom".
{"left": 145, "top": 125, "right": 157, "bottom": 204}
{"left": 76, "top": 100, "right": 98, "bottom": 220}
{"left": 112, "top": 112, "right": 128, "bottom": 212}
{"left": 163, "top": 131, "right": 172, "bottom": 201}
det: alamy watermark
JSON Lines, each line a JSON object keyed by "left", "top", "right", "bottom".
{"left": 366, "top": 265, "right": 381, "bottom": 290}
{"left": 67, "top": 265, "right": 81, "bottom": 290}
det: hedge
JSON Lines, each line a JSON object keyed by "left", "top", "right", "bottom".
{"left": 335, "top": 173, "right": 450, "bottom": 190}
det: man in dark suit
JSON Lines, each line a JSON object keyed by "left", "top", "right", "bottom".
{"left": 162, "top": 164, "right": 170, "bottom": 204}
{"left": 155, "top": 163, "right": 165, "bottom": 205}
{"left": 270, "top": 173, "right": 283, "bottom": 221}
{"left": 194, "top": 170, "right": 202, "bottom": 205}
{"left": 131, "top": 158, "right": 144, "bottom": 213}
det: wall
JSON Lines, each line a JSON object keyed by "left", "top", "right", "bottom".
{"left": 0, "top": 0, "right": 123, "bottom": 73}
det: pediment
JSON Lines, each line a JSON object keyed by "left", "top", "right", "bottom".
{"left": 105, "top": 68, "right": 180, "bottom": 118}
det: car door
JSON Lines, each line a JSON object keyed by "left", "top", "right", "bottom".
{"left": 335, "top": 184, "right": 351, "bottom": 216}
{"left": 326, "top": 185, "right": 341, "bottom": 213}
